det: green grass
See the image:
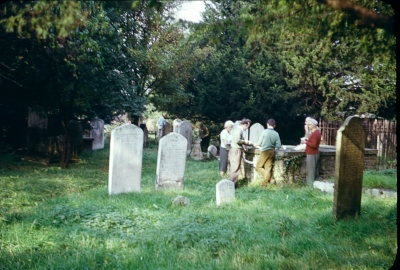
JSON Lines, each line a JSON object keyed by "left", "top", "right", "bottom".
{"left": 0, "top": 139, "right": 397, "bottom": 269}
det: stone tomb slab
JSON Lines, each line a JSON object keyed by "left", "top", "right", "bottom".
{"left": 156, "top": 133, "right": 188, "bottom": 190}
{"left": 216, "top": 179, "right": 235, "bottom": 205}
{"left": 108, "top": 124, "right": 143, "bottom": 195}
{"left": 333, "top": 116, "right": 366, "bottom": 220}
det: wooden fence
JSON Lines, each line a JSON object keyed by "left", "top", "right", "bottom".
{"left": 319, "top": 118, "right": 397, "bottom": 169}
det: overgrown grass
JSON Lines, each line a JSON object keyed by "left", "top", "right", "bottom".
{"left": 0, "top": 139, "right": 397, "bottom": 269}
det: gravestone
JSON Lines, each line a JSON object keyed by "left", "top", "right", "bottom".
{"left": 108, "top": 124, "right": 143, "bottom": 195}
{"left": 163, "top": 122, "right": 172, "bottom": 137}
{"left": 333, "top": 116, "right": 366, "bottom": 220}
{"left": 249, "top": 123, "right": 264, "bottom": 144}
{"left": 28, "top": 105, "right": 48, "bottom": 129}
{"left": 143, "top": 127, "right": 148, "bottom": 147}
{"left": 190, "top": 137, "right": 203, "bottom": 160}
{"left": 90, "top": 118, "right": 104, "bottom": 150}
{"left": 207, "top": 145, "right": 218, "bottom": 159}
{"left": 216, "top": 179, "right": 235, "bottom": 205}
{"left": 178, "top": 120, "right": 193, "bottom": 154}
{"left": 173, "top": 119, "right": 182, "bottom": 133}
{"left": 156, "top": 133, "right": 188, "bottom": 190}
{"left": 171, "top": 195, "right": 190, "bottom": 206}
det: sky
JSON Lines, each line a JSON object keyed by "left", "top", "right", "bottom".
{"left": 175, "top": 1, "right": 206, "bottom": 22}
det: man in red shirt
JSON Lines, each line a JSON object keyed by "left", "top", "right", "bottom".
{"left": 302, "top": 118, "right": 321, "bottom": 186}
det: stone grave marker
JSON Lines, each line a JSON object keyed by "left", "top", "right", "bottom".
{"left": 173, "top": 119, "right": 182, "bottom": 133}
{"left": 207, "top": 145, "right": 218, "bottom": 159}
{"left": 156, "top": 133, "right": 188, "bottom": 190}
{"left": 216, "top": 179, "right": 235, "bottom": 205}
{"left": 190, "top": 137, "right": 203, "bottom": 160}
{"left": 249, "top": 123, "right": 264, "bottom": 144}
{"left": 333, "top": 116, "right": 366, "bottom": 220}
{"left": 178, "top": 120, "right": 193, "bottom": 154}
{"left": 163, "top": 122, "right": 172, "bottom": 137}
{"left": 28, "top": 105, "right": 48, "bottom": 129}
{"left": 108, "top": 124, "right": 143, "bottom": 195}
{"left": 90, "top": 118, "right": 104, "bottom": 150}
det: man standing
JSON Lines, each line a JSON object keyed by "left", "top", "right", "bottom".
{"left": 302, "top": 118, "right": 321, "bottom": 186}
{"left": 255, "top": 118, "right": 282, "bottom": 187}
{"left": 157, "top": 114, "right": 166, "bottom": 139}
{"left": 229, "top": 118, "right": 252, "bottom": 187}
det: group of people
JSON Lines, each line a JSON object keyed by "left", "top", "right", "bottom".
{"left": 218, "top": 117, "right": 321, "bottom": 188}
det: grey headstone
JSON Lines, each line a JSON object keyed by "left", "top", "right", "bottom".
{"left": 108, "top": 124, "right": 143, "bottom": 195}
{"left": 28, "top": 105, "right": 48, "bottom": 129}
{"left": 190, "top": 137, "right": 203, "bottom": 160}
{"left": 178, "top": 121, "right": 193, "bottom": 153}
{"left": 90, "top": 119, "right": 104, "bottom": 150}
{"left": 207, "top": 145, "right": 218, "bottom": 158}
{"left": 156, "top": 133, "right": 188, "bottom": 190}
{"left": 216, "top": 179, "right": 235, "bottom": 205}
{"left": 171, "top": 195, "right": 190, "bottom": 206}
{"left": 249, "top": 123, "right": 264, "bottom": 144}
{"left": 333, "top": 116, "right": 366, "bottom": 220}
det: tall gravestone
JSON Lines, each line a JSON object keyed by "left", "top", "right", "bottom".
{"left": 90, "top": 118, "right": 104, "bottom": 150}
{"left": 108, "top": 124, "right": 143, "bottom": 195}
{"left": 178, "top": 120, "right": 192, "bottom": 154}
{"left": 216, "top": 179, "right": 235, "bottom": 205}
{"left": 333, "top": 116, "right": 366, "bottom": 220}
{"left": 173, "top": 119, "right": 182, "bottom": 133}
{"left": 190, "top": 137, "right": 203, "bottom": 160}
{"left": 249, "top": 123, "right": 264, "bottom": 144}
{"left": 156, "top": 133, "right": 188, "bottom": 190}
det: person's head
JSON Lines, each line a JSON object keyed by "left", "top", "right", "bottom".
{"left": 305, "top": 116, "right": 312, "bottom": 125}
{"left": 307, "top": 118, "right": 318, "bottom": 130}
{"left": 240, "top": 118, "right": 251, "bottom": 130}
{"left": 267, "top": 118, "right": 276, "bottom": 127}
{"left": 224, "top": 120, "right": 234, "bottom": 131}
{"left": 199, "top": 123, "right": 205, "bottom": 129}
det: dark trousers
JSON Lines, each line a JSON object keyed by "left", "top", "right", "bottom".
{"left": 255, "top": 149, "right": 275, "bottom": 185}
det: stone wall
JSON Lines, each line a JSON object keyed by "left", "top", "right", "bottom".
{"left": 242, "top": 145, "right": 378, "bottom": 186}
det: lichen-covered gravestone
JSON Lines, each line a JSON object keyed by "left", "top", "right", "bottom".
{"left": 178, "top": 120, "right": 192, "bottom": 154}
{"left": 90, "top": 118, "right": 104, "bottom": 150}
{"left": 108, "top": 124, "right": 143, "bottom": 195}
{"left": 333, "top": 116, "right": 366, "bottom": 220}
{"left": 216, "top": 179, "right": 235, "bottom": 205}
{"left": 156, "top": 133, "right": 188, "bottom": 190}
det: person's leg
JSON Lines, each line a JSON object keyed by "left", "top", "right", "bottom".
{"left": 229, "top": 148, "right": 242, "bottom": 184}
{"left": 306, "top": 154, "right": 317, "bottom": 186}
{"left": 264, "top": 149, "right": 275, "bottom": 183}
{"left": 255, "top": 150, "right": 268, "bottom": 183}
{"left": 219, "top": 147, "right": 227, "bottom": 177}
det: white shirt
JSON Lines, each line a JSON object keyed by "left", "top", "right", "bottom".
{"left": 220, "top": 129, "right": 232, "bottom": 148}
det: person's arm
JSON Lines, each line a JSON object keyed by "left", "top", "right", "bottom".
{"left": 204, "top": 127, "right": 209, "bottom": 137}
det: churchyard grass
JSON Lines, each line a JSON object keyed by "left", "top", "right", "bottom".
{"left": 0, "top": 139, "right": 397, "bottom": 269}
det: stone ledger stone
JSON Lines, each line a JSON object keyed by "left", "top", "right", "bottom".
{"left": 108, "top": 124, "right": 143, "bottom": 195}
{"left": 156, "top": 133, "right": 188, "bottom": 190}
{"left": 333, "top": 116, "right": 365, "bottom": 220}
{"left": 178, "top": 120, "right": 193, "bottom": 154}
{"left": 216, "top": 179, "right": 235, "bottom": 205}
{"left": 90, "top": 118, "right": 104, "bottom": 150}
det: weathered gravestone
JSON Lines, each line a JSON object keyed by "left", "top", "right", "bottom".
{"left": 207, "top": 145, "right": 218, "bottom": 159}
{"left": 178, "top": 121, "right": 192, "bottom": 154}
{"left": 249, "top": 123, "right": 264, "bottom": 145}
{"left": 108, "top": 124, "right": 143, "bottom": 195}
{"left": 333, "top": 116, "right": 366, "bottom": 220}
{"left": 173, "top": 119, "right": 182, "bottom": 133}
{"left": 190, "top": 137, "right": 203, "bottom": 160}
{"left": 163, "top": 122, "right": 173, "bottom": 137}
{"left": 28, "top": 105, "right": 48, "bottom": 129}
{"left": 156, "top": 133, "right": 188, "bottom": 190}
{"left": 90, "top": 118, "right": 104, "bottom": 150}
{"left": 216, "top": 179, "right": 235, "bottom": 205}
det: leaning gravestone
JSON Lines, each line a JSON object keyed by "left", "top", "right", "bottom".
{"left": 207, "top": 145, "right": 218, "bottom": 159}
{"left": 216, "top": 179, "right": 235, "bottom": 205}
{"left": 108, "top": 124, "right": 143, "bottom": 195}
{"left": 90, "top": 118, "right": 104, "bottom": 150}
{"left": 28, "top": 105, "right": 48, "bottom": 129}
{"left": 249, "top": 123, "right": 265, "bottom": 144}
{"left": 156, "top": 133, "right": 188, "bottom": 190}
{"left": 178, "top": 121, "right": 193, "bottom": 154}
{"left": 190, "top": 137, "right": 203, "bottom": 160}
{"left": 333, "top": 116, "right": 366, "bottom": 220}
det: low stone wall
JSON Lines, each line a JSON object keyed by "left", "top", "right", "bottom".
{"left": 241, "top": 145, "right": 378, "bottom": 186}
